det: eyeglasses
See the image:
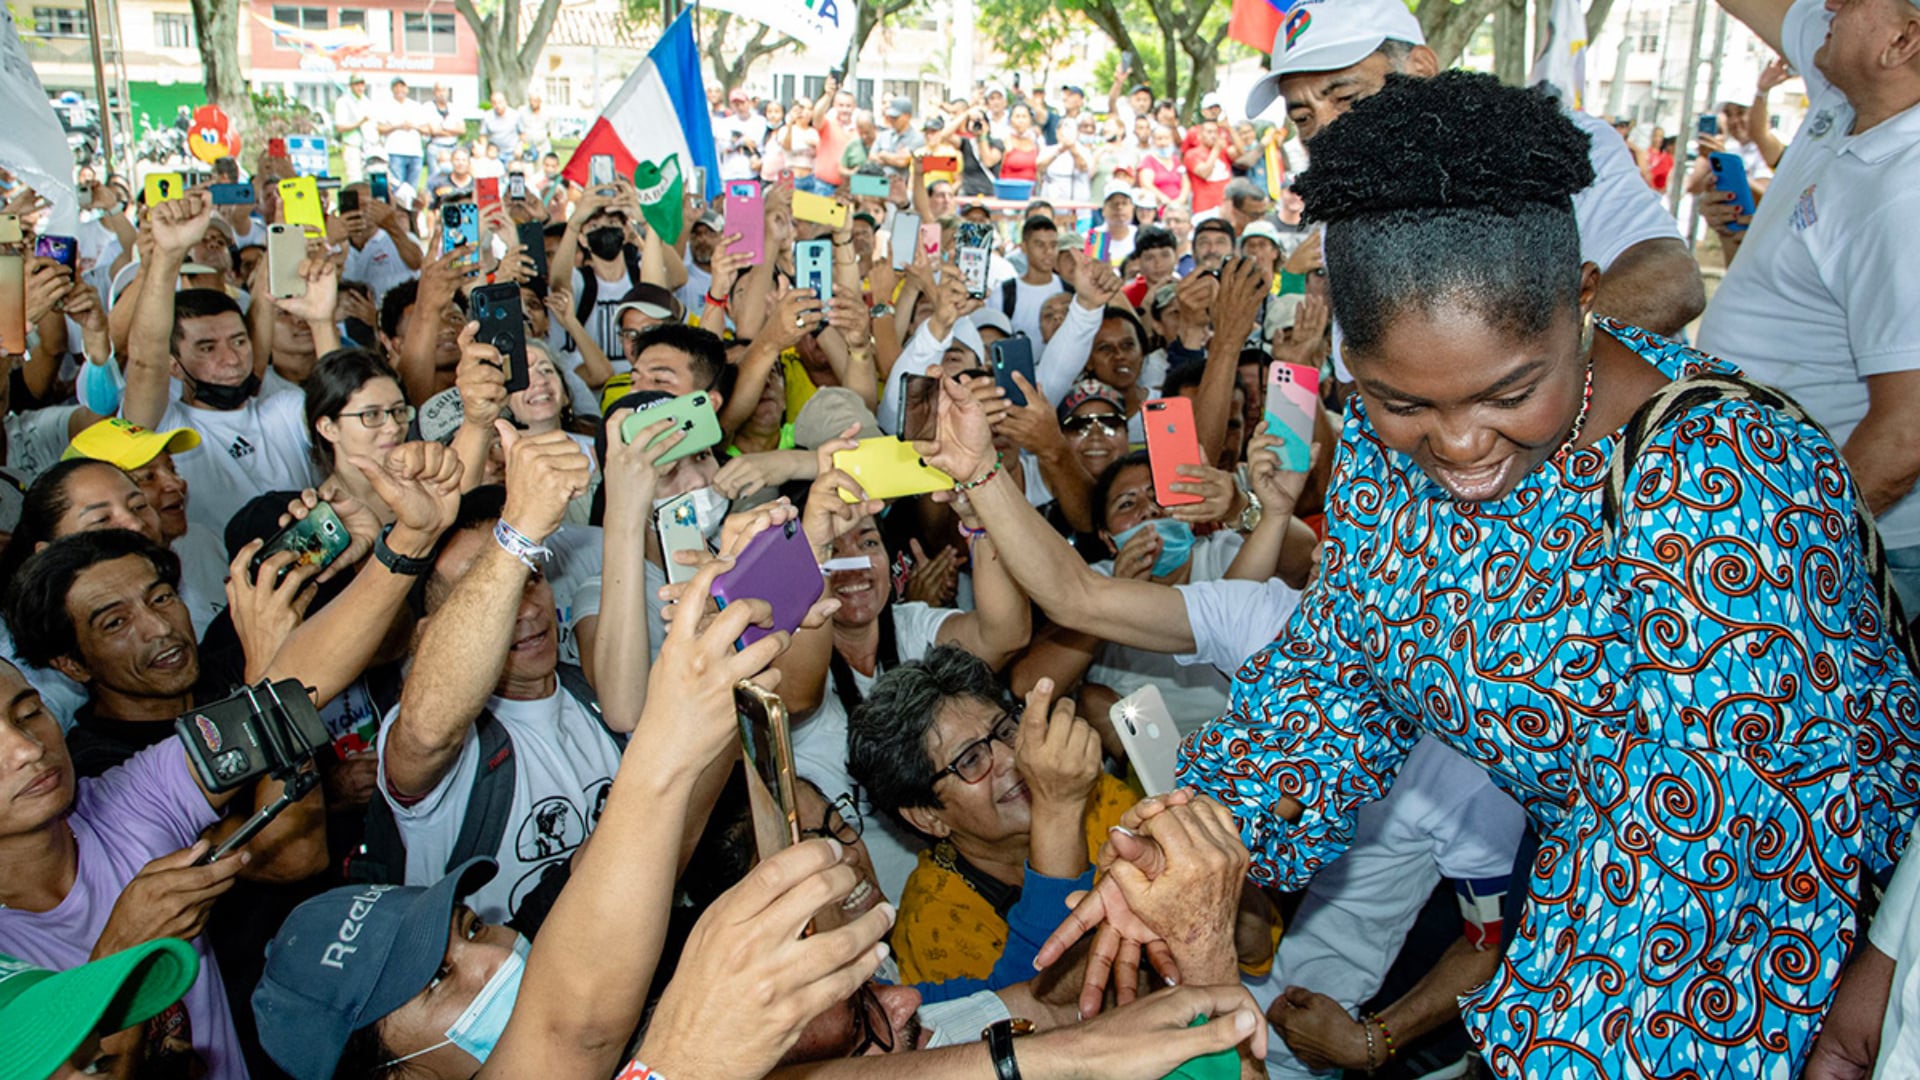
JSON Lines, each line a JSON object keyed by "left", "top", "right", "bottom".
{"left": 846, "top": 983, "right": 894, "bottom": 1057}
{"left": 801, "top": 792, "right": 864, "bottom": 845}
{"left": 1062, "top": 414, "right": 1124, "bottom": 439}
{"left": 342, "top": 405, "right": 416, "bottom": 429}
{"left": 929, "top": 711, "right": 1019, "bottom": 787}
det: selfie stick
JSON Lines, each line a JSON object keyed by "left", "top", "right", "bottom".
{"left": 194, "top": 681, "right": 323, "bottom": 866}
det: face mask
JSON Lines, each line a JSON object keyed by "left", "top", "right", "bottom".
{"left": 190, "top": 373, "right": 260, "bottom": 411}
{"left": 584, "top": 225, "right": 626, "bottom": 260}
{"left": 1110, "top": 518, "right": 1195, "bottom": 578}
{"left": 382, "top": 933, "right": 529, "bottom": 1069}
{"left": 76, "top": 357, "right": 124, "bottom": 416}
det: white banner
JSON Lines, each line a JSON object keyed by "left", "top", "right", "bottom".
{"left": 0, "top": 10, "right": 77, "bottom": 233}
{"left": 697, "top": 0, "right": 854, "bottom": 63}
{"left": 1529, "top": 0, "right": 1589, "bottom": 111}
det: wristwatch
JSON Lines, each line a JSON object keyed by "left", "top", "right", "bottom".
{"left": 981, "top": 1018, "right": 1035, "bottom": 1080}
{"left": 869, "top": 302, "right": 894, "bottom": 319}
{"left": 373, "top": 524, "right": 433, "bottom": 576}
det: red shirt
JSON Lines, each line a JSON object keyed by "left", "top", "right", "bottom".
{"left": 1184, "top": 145, "right": 1230, "bottom": 212}
{"left": 1647, "top": 149, "right": 1675, "bottom": 192}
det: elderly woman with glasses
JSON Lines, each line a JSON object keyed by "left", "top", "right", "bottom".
{"left": 849, "top": 645, "right": 1135, "bottom": 987}
{"left": 305, "top": 347, "right": 418, "bottom": 524}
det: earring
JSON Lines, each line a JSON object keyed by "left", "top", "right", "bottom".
{"left": 1579, "top": 310, "right": 1595, "bottom": 357}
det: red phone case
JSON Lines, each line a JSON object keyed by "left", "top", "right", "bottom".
{"left": 476, "top": 176, "right": 500, "bottom": 206}
{"left": 1142, "top": 397, "right": 1204, "bottom": 507}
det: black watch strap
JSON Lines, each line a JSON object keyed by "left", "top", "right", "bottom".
{"left": 981, "top": 1019, "right": 1030, "bottom": 1080}
{"left": 373, "top": 525, "right": 433, "bottom": 576}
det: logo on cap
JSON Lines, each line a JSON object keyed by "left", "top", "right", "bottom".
{"left": 194, "top": 714, "right": 222, "bottom": 751}
{"left": 1285, "top": 8, "right": 1312, "bottom": 49}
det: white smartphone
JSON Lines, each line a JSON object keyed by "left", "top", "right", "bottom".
{"left": 1109, "top": 685, "right": 1181, "bottom": 797}
{"left": 889, "top": 211, "right": 921, "bottom": 271}
{"left": 655, "top": 490, "right": 707, "bottom": 585}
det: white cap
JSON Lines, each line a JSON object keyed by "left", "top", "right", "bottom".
{"left": 1240, "top": 219, "right": 1286, "bottom": 249}
{"left": 1200, "top": 91, "right": 1224, "bottom": 113}
{"left": 969, "top": 307, "right": 1014, "bottom": 338}
{"left": 1245, "top": 0, "right": 1426, "bottom": 120}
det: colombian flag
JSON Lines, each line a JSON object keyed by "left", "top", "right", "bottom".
{"left": 1229, "top": 0, "right": 1296, "bottom": 54}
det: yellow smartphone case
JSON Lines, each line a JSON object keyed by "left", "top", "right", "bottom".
{"left": 143, "top": 172, "right": 186, "bottom": 206}
{"left": 792, "top": 190, "right": 848, "bottom": 229}
{"left": 831, "top": 436, "right": 955, "bottom": 503}
{"left": 278, "top": 177, "right": 325, "bottom": 236}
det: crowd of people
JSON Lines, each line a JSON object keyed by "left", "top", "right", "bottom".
{"left": 4, "top": 0, "right": 1920, "bottom": 1076}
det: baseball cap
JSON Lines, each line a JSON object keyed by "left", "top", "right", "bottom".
{"left": 613, "top": 282, "right": 684, "bottom": 325}
{"left": 1057, "top": 377, "right": 1124, "bottom": 422}
{"left": 1194, "top": 216, "right": 1238, "bottom": 242}
{"left": 728, "top": 87, "right": 750, "bottom": 103}
{"left": 922, "top": 114, "right": 946, "bottom": 132}
{"left": 1240, "top": 219, "right": 1286, "bottom": 248}
{"left": 970, "top": 307, "right": 1015, "bottom": 339}
{"left": 1061, "top": 84, "right": 1086, "bottom": 97}
{"left": 884, "top": 96, "right": 914, "bottom": 118}
{"left": 64, "top": 418, "right": 201, "bottom": 469}
{"left": 349, "top": 74, "right": 367, "bottom": 85}
{"left": 1201, "top": 91, "right": 1224, "bottom": 112}
{"left": 1103, "top": 186, "right": 1137, "bottom": 206}
{"left": 1245, "top": 0, "right": 1425, "bottom": 119}
{"left": 793, "top": 387, "right": 883, "bottom": 450}
{"left": 254, "top": 859, "right": 499, "bottom": 1080}
{"left": 0, "top": 940, "right": 200, "bottom": 1080}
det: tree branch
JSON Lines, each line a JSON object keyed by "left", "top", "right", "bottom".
{"left": 520, "top": 0, "right": 565, "bottom": 71}
{"left": 1585, "top": 0, "right": 1616, "bottom": 40}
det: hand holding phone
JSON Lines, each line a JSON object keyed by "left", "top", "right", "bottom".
{"left": 470, "top": 283, "right": 530, "bottom": 393}
{"left": 1264, "top": 361, "right": 1319, "bottom": 472}
{"left": 724, "top": 181, "right": 766, "bottom": 264}
{"left": 710, "top": 518, "right": 823, "bottom": 648}
{"left": 250, "top": 503, "right": 351, "bottom": 585}
{"left": 1142, "top": 397, "right": 1204, "bottom": 507}
{"left": 735, "top": 682, "right": 801, "bottom": 861}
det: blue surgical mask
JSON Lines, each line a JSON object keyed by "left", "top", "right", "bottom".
{"left": 382, "top": 933, "right": 529, "bottom": 1068}
{"left": 1110, "top": 518, "right": 1195, "bottom": 577}
{"left": 76, "top": 358, "right": 123, "bottom": 417}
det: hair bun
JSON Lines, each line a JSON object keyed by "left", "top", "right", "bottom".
{"left": 1295, "top": 71, "right": 1595, "bottom": 223}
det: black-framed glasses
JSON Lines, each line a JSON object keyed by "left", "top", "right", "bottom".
{"left": 847, "top": 983, "right": 894, "bottom": 1057}
{"left": 929, "top": 711, "right": 1019, "bottom": 787}
{"left": 801, "top": 792, "right": 864, "bottom": 844}
{"left": 1062, "top": 414, "right": 1124, "bottom": 439}
{"left": 343, "top": 405, "right": 415, "bottom": 429}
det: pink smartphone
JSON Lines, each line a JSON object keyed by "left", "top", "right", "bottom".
{"left": 1141, "top": 396, "right": 1205, "bottom": 507}
{"left": 1264, "top": 361, "right": 1319, "bottom": 472}
{"left": 724, "top": 180, "right": 766, "bottom": 265}
{"left": 710, "top": 518, "right": 822, "bottom": 649}
{"left": 0, "top": 255, "right": 24, "bottom": 356}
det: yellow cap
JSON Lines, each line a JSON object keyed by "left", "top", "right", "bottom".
{"left": 597, "top": 373, "right": 636, "bottom": 416}
{"left": 63, "top": 418, "right": 202, "bottom": 470}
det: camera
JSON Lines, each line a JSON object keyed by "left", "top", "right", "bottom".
{"left": 176, "top": 680, "right": 327, "bottom": 864}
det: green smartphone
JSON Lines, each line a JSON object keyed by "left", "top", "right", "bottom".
{"left": 250, "top": 503, "right": 351, "bottom": 586}
{"left": 619, "top": 390, "right": 723, "bottom": 465}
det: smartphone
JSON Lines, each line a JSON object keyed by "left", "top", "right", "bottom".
{"left": 1110, "top": 685, "right": 1180, "bottom": 797}
{"left": 175, "top": 679, "right": 331, "bottom": 795}
{"left": 476, "top": 176, "right": 500, "bottom": 207}
{"left": 250, "top": 502, "right": 351, "bottom": 586}
{"left": 507, "top": 173, "right": 527, "bottom": 201}
{"left": 792, "top": 190, "right": 848, "bottom": 229}
{"left": 655, "top": 490, "right": 708, "bottom": 585}
{"left": 1708, "top": 152, "right": 1756, "bottom": 233}
{"left": 990, "top": 335, "right": 1036, "bottom": 409}
{"left": 889, "top": 211, "right": 921, "bottom": 270}
{"left": 724, "top": 180, "right": 766, "bottom": 264}
{"left": 0, "top": 216, "right": 19, "bottom": 244}
{"left": 956, "top": 221, "right": 993, "bottom": 299}
{"left": 922, "top": 154, "right": 960, "bottom": 174}
{"left": 144, "top": 172, "right": 186, "bottom": 206}
{"left": 1697, "top": 114, "right": 1719, "bottom": 137}
{"left": 795, "top": 239, "right": 833, "bottom": 306}
{"left": 850, "top": 173, "right": 891, "bottom": 199}
{"left": 589, "top": 154, "right": 615, "bottom": 187}
{"left": 210, "top": 182, "right": 255, "bottom": 207}
{"left": 337, "top": 188, "right": 361, "bottom": 215}
{"left": 370, "top": 171, "right": 390, "bottom": 202}
{"left": 1142, "top": 396, "right": 1204, "bottom": 507}
{"left": 899, "top": 373, "right": 940, "bottom": 442}
{"left": 691, "top": 165, "right": 708, "bottom": 202}
{"left": 831, "top": 436, "right": 955, "bottom": 502}
{"left": 1265, "top": 361, "right": 1319, "bottom": 473}
{"left": 619, "top": 390, "right": 723, "bottom": 465}
{"left": 918, "top": 222, "right": 942, "bottom": 260}
{"left": 517, "top": 220, "right": 548, "bottom": 295}
{"left": 33, "top": 234, "right": 77, "bottom": 269}
{"left": 470, "top": 283, "right": 530, "bottom": 393}
{"left": 736, "top": 682, "right": 802, "bottom": 862}
{"left": 0, "top": 254, "right": 22, "bottom": 355}
{"left": 440, "top": 201, "right": 479, "bottom": 257}
{"left": 265, "top": 224, "right": 306, "bottom": 300}
{"left": 710, "top": 518, "right": 824, "bottom": 649}
{"left": 278, "top": 176, "right": 324, "bottom": 236}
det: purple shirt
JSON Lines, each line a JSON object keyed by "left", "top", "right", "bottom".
{"left": 0, "top": 741, "right": 244, "bottom": 1079}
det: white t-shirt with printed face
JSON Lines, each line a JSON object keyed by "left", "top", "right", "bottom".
{"left": 376, "top": 686, "right": 625, "bottom": 924}
{"left": 1695, "top": 0, "right": 1920, "bottom": 550}
{"left": 142, "top": 391, "right": 319, "bottom": 534}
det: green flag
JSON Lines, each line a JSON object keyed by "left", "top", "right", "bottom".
{"left": 633, "top": 156, "right": 686, "bottom": 246}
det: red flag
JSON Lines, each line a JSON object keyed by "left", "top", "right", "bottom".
{"left": 1229, "top": 0, "right": 1291, "bottom": 54}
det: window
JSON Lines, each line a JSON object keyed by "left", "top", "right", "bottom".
{"left": 777, "top": 75, "right": 795, "bottom": 107}
{"left": 854, "top": 78, "right": 874, "bottom": 112}
{"left": 271, "top": 5, "right": 327, "bottom": 30}
{"left": 543, "top": 76, "right": 571, "bottom": 107}
{"left": 31, "top": 7, "right": 88, "bottom": 37}
{"left": 153, "top": 11, "right": 193, "bottom": 48}
{"left": 337, "top": 8, "right": 365, "bottom": 29}
{"left": 293, "top": 83, "right": 339, "bottom": 112}
{"left": 402, "top": 12, "right": 456, "bottom": 55}
{"left": 801, "top": 76, "right": 826, "bottom": 104}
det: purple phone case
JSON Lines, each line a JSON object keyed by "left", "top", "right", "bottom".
{"left": 710, "top": 519, "right": 821, "bottom": 648}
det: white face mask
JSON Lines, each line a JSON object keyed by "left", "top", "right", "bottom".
{"left": 381, "top": 933, "right": 530, "bottom": 1069}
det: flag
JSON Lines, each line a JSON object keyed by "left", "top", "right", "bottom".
{"left": 1229, "top": 0, "right": 1294, "bottom": 55}
{"left": 697, "top": 0, "right": 854, "bottom": 64}
{"left": 1529, "top": 0, "right": 1589, "bottom": 110}
{"left": 563, "top": 10, "right": 720, "bottom": 201}
{"left": 0, "top": 10, "right": 75, "bottom": 234}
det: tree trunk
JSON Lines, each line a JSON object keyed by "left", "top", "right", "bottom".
{"left": 1418, "top": 0, "right": 1503, "bottom": 68}
{"left": 845, "top": 0, "right": 920, "bottom": 76}
{"left": 1585, "top": 0, "right": 1618, "bottom": 40}
{"left": 454, "top": 0, "right": 564, "bottom": 106}
{"left": 706, "top": 12, "right": 801, "bottom": 93}
{"left": 189, "top": 0, "right": 250, "bottom": 127}
{"left": 1494, "top": 0, "right": 1529, "bottom": 84}
{"left": 1079, "top": 0, "right": 1150, "bottom": 102}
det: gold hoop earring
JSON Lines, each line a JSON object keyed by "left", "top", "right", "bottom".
{"left": 1579, "top": 310, "right": 1595, "bottom": 357}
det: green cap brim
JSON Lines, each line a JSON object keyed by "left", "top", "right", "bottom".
{"left": 0, "top": 939, "right": 199, "bottom": 1080}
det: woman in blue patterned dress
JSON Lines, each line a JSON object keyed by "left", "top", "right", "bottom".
{"left": 1174, "top": 73, "right": 1920, "bottom": 1076}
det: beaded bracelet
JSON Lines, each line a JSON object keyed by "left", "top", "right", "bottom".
{"left": 1369, "top": 1013, "right": 1396, "bottom": 1059}
{"left": 1361, "top": 1019, "right": 1378, "bottom": 1071}
{"left": 955, "top": 452, "right": 1003, "bottom": 493}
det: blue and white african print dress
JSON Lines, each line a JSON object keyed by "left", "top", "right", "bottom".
{"left": 1180, "top": 322, "right": 1920, "bottom": 1077}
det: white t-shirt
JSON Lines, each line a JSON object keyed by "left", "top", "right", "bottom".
{"left": 175, "top": 524, "right": 231, "bottom": 639}
{"left": 570, "top": 266, "right": 635, "bottom": 371}
{"left": 790, "top": 601, "right": 958, "bottom": 901}
{"left": 1041, "top": 150, "right": 1092, "bottom": 205}
{"left": 376, "top": 685, "right": 625, "bottom": 924}
{"left": 545, "top": 523, "right": 603, "bottom": 667}
{"left": 1007, "top": 275, "right": 1065, "bottom": 344}
{"left": 1872, "top": 818, "right": 1920, "bottom": 1076}
{"left": 1087, "top": 530, "right": 1241, "bottom": 736}
{"left": 343, "top": 230, "right": 418, "bottom": 302}
{"left": 4, "top": 404, "right": 79, "bottom": 483}
{"left": 138, "top": 392, "right": 318, "bottom": 534}
{"left": 1695, "top": 0, "right": 1920, "bottom": 551}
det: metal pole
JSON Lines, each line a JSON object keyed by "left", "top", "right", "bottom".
{"left": 1605, "top": 0, "right": 1635, "bottom": 120}
{"left": 82, "top": 0, "right": 114, "bottom": 170}
{"left": 1685, "top": 7, "right": 1729, "bottom": 242}
{"left": 1666, "top": 0, "right": 1709, "bottom": 220}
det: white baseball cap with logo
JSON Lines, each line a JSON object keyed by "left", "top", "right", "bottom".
{"left": 1245, "top": 0, "right": 1426, "bottom": 120}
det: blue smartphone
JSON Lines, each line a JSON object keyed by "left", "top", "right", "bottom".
{"left": 990, "top": 335, "right": 1035, "bottom": 408}
{"left": 795, "top": 238, "right": 832, "bottom": 305}
{"left": 1708, "top": 152, "right": 1755, "bottom": 233}
{"left": 209, "top": 182, "right": 255, "bottom": 206}
{"left": 440, "top": 202, "right": 479, "bottom": 257}
{"left": 370, "top": 171, "right": 390, "bottom": 202}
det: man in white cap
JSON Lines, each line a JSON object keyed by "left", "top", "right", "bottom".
{"left": 1184, "top": 91, "right": 1229, "bottom": 153}
{"left": 1244, "top": 0, "right": 1704, "bottom": 338}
